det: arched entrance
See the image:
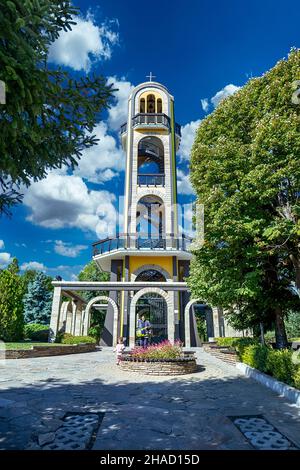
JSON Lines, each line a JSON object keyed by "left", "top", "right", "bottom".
{"left": 129, "top": 287, "right": 172, "bottom": 348}
{"left": 184, "top": 300, "right": 213, "bottom": 347}
{"left": 83, "top": 296, "right": 119, "bottom": 346}
{"left": 134, "top": 268, "right": 168, "bottom": 343}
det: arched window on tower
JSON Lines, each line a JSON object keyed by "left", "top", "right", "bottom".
{"left": 157, "top": 98, "right": 162, "bottom": 113}
{"left": 147, "top": 94, "right": 156, "bottom": 113}
{"left": 137, "top": 136, "right": 165, "bottom": 186}
{"left": 140, "top": 97, "right": 145, "bottom": 113}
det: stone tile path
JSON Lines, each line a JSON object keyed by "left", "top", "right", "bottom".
{"left": 0, "top": 348, "right": 299, "bottom": 450}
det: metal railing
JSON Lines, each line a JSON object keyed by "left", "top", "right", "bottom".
{"left": 175, "top": 122, "right": 181, "bottom": 137}
{"left": 120, "top": 115, "right": 181, "bottom": 137}
{"left": 120, "top": 122, "right": 127, "bottom": 134}
{"left": 133, "top": 113, "right": 170, "bottom": 129}
{"left": 138, "top": 174, "right": 165, "bottom": 186}
{"left": 92, "top": 234, "right": 192, "bottom": 256}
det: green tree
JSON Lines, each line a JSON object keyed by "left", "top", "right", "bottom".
{"left": 78, "top": 261, "right": 109, "bottom": 332}
{"left": 190, "top": 49, "right": 300, "bottom": 349}
{"left": 23, "top": 271, "right": 52, "bottom": 324}
{"left": 0, "top": 267, "right": 24, "bottom": 341}
{"left": 0, "top": 0, "right": 115, "bottom": 214}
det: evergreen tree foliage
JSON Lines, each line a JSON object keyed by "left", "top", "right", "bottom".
{"left": 0, "top": 267, "right": 23, "bottom": 340}
{"left": 0, "top": 0, "right": 115, "bottom": 214}
{"left": 23, "top": 271, "right": 53, "bottom": 324}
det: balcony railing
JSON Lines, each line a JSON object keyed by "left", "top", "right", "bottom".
{"left": 138, "top": 174, "right": 165, "bottom": 186}
{"left": 175, "top": 122, "right": 181, "bottom": 137}
{"left": 120, "top": 122, "right": 127, "bottom": 134}
{"left": 133, "top": 113, "right": 170, "bottom": 129}
{"left": 92, "top": 234, "right": 192, "bottom": 256}
{"left": 120, "top": 114, "right": 181, "bottom": 137}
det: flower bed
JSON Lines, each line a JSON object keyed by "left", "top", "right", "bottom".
{"left": 120, "top": 340, "right": 197, "bottom": 375}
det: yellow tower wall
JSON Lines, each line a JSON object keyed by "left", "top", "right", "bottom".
{"left": 129, "top": 256, "right": 173, "bottom": 279}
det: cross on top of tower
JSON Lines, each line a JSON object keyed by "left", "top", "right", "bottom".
{"left": 146, "top": 72, "right": 156, "bottom": 82}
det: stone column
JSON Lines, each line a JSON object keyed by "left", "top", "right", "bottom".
{"left": 49, "top": 287, "right": 62, "bottom": 342}
{"left": 65, "top": 307, "right": 73, "bottom": 334}
{"left": 100, "top": 260, "right": 120, "bottom": 346}
{"left": 212, "top": 307, "right": 222, "bottom": 338}
{"left": 167, "top": 290, "right": 175, "bottom": 343}
{"left": 122, "top": 256, "right": 130, "bottom": 344}
{"left": 172, "top": 256, "right": 180, "bottom": 340}
{"left": 74, "top": 302, "right": 83, "bottom": 336}
{"left": 184, "top": 303, "right": 191, "bottom": 348}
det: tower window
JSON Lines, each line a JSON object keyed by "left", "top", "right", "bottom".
{"left": 147, "top": 94, "right": 156, "bottom": 113}
{"left": 157, "top": 98, "right": 162, "bottom": 113}
{"left": 140, "top": 97, "right": 145, "bottom": 113}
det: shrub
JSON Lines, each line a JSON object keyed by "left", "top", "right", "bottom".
{"left": 131, "top": 340, "right": 183, "bottom": 360}
{"left": 88, "top": 326, "right": 102, "bottom": 342}
{"left": 266, "top": 349, "right": 297, "bottom": 386}
{"left": 58, "top": 333, "right": 96, "bottom": 345}
{"left": 240, "top": 344, "right": 270, "bottom": 373}
{"left": 293, "top": 368, "right": 300, "bottom": 390}
{"left": 216, "top": 337, "right": 257, "bottom": 355}
{"left": 24, "top": 323, "right": 49, "bottom": 341}
{"left": 215, "top": 337, "right": 238, "bottom": 347}
{"left": 0, "top": 269, "right": 24, "bottom": 341}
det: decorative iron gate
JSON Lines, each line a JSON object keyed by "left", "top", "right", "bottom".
{"left": 136, "top": 293, "right": 167, "bottom": 342}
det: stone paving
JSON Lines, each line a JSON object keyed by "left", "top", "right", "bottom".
{"left": 0, "top": 348, "right": 299, "bottom": 450}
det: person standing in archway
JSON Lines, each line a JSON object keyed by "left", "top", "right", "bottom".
{"left": 137, "top": 314, "right": 152, "bottom": 348}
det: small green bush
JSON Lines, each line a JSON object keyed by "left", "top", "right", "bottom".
{"left": 59, "top": 333, "right": 96, "bottom": 345}
{"left": 293, "top": 369, "right": 300, "bottom": 390}
{"left": 240, "top": 344, "right": 270, "bottom": 373}
{"left": 266, "top": 349, "right": 297, "bottom": 386}
{"left": 24, "top": 323, "right": 49, "bottom": 342}
{"left": 216, "top": 337, "right": 257, "bottom": 355}
{"left": 215, "top": 337, "right": 238, "bottom": 347}
{"left": 88, "top": 326, "right": 101, "bottom": 342}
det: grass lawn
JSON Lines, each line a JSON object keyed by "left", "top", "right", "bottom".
{"left": 3, "top": 342, "right": 69, "bottom": 350}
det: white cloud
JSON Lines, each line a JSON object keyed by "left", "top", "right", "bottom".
{"left": 54, "top": 240, "right": 88, "bottom": 258}
{"left": 0, "top": 240, "right": 4, "bottom": 249}
{"left": 201, "top": 98, "right": 209, "bottom": 112}
{"left": 73, "top": 122, "right": 124, "bottom": 183}
{"left": 23, "top": 173, "right": 118, "bottom": 239}
{"left": 177, "top": 170, "right": 195, "bottom": 195}
{"left": 106, "top": 77, "right": 135, "bottom": 131}
{"left": 48, "top": 13, "right": 118, "bottom": 72}
{"left": 0, "top": 252, "right": 12, "bottom": 267}
{"left": 20, "top": 261, "right": 47, "bottom": 271}
{"left": 15, "top": 242, "right": 27, "bottom": 248}
{"left": 178, "top": 119, "right": 201, "bottom": 161}
{"left": 211, "top": 83, "right": 241, "bottom": 108}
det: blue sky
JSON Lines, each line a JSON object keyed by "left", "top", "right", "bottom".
{"left": 0, "top": 0, "right": 299, "bottom": 279}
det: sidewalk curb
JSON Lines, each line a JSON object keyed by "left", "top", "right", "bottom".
{"left": 236, "top": 362, "right": 300, "bottom": 408}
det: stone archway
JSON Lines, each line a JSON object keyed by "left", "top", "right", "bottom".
{"left": 184, "top": 299, "right": 202, "bottom": 348}
{"left": 83, "top": 296, "right": 119, "bottom": 347}
{"left": 129, "top": 287, "right": 173, "bottom": 348}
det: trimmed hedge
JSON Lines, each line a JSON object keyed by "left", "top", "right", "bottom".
{"left": 216, "top": 337, "right": 257, "bottom": 354}
{"left": 24, "top": 323, "right": 50, "bottom": 342}
{"left": 240, "top": 344, "right": 300, "bottom": 389}
{"left": 58, "top": 333, "right": 96, "bottom": 345}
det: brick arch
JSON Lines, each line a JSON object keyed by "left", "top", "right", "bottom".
{"left": 129, "top": 287, "right": 172, "bottom": 348}
{"left": 83, "top": 296, "right": 119, "bottom": 347}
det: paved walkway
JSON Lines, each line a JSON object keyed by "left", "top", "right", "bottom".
{"left": 0, "top": 348, "right": 299, "bottom": 450}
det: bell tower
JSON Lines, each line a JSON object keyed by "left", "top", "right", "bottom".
{"left": 93, "top": 76, "right": 192, "bottom": 347}
{"left": 122, "top": 76, "right": 181, "bottom": 246}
